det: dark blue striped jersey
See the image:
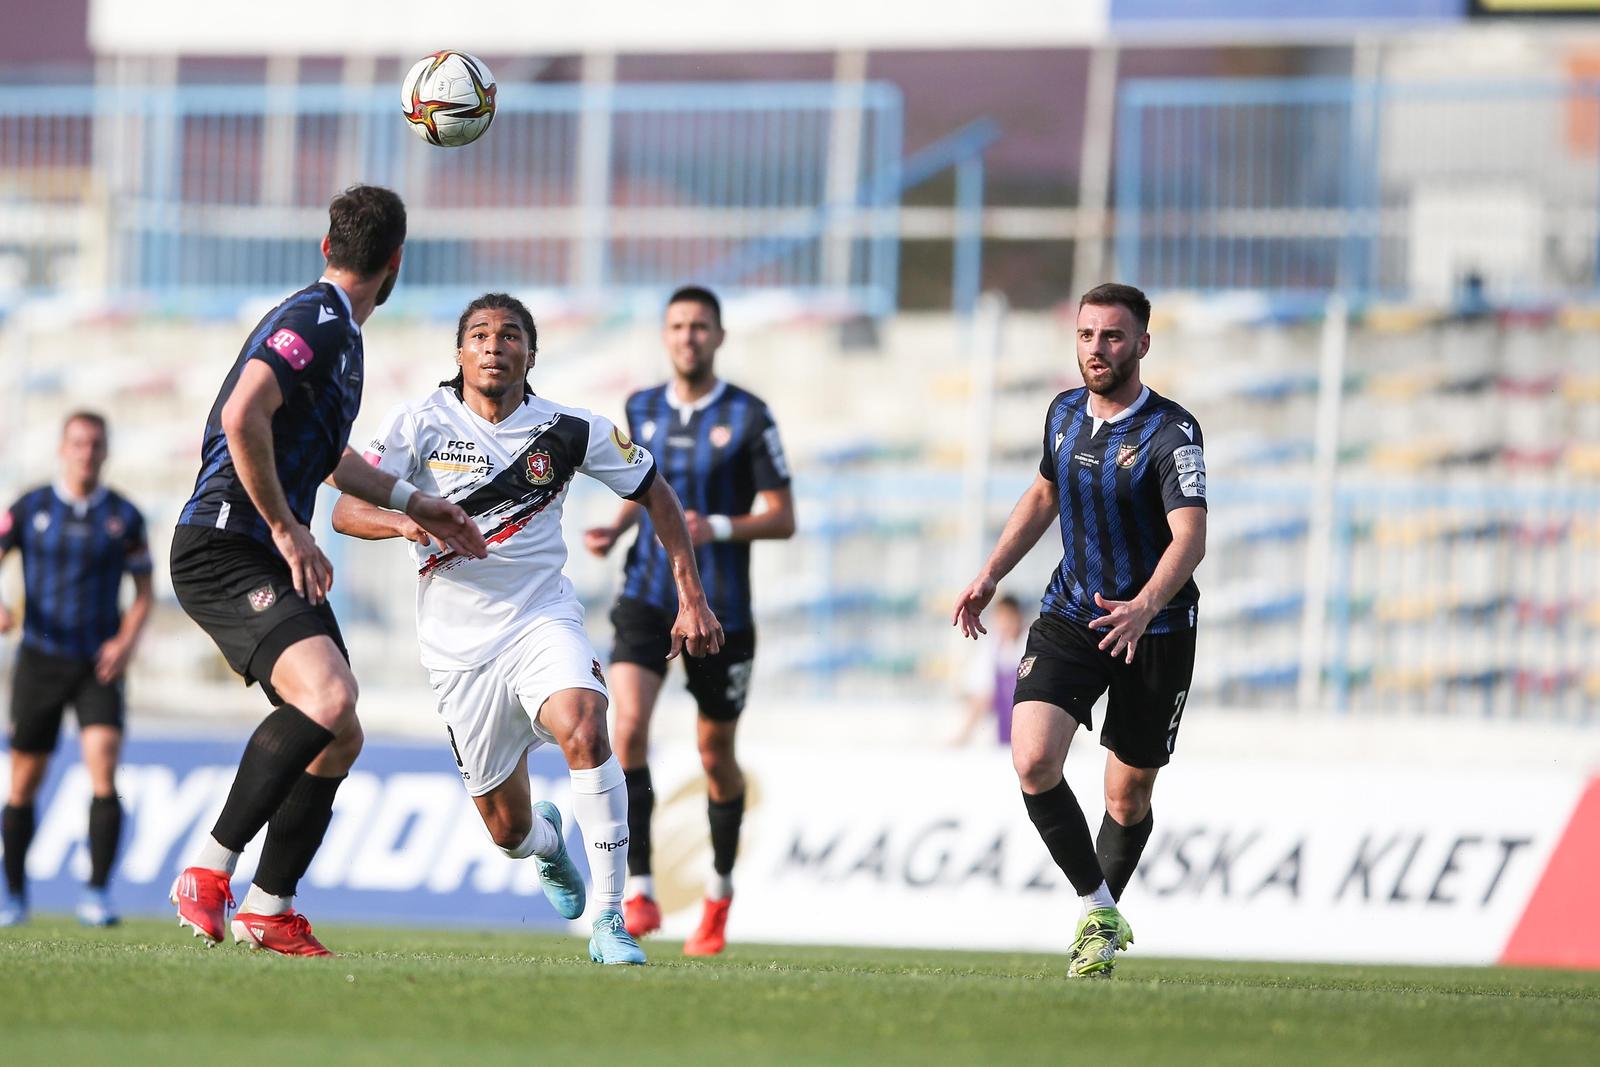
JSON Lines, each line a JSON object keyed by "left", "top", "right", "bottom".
{"left": 1038, "top": 386, "right": 1206, "bottom": 633}
{"left": 0, "top": 485, "right": 152, "bottom": 658}
{"left": 620, "top": 381, "right": 790, "bottom": 629}
{"left": 178, "top": 280, "right": 363, "bottom": 548}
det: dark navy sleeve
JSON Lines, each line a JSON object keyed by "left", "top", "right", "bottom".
{"left": 124, "top": 505, "right": 153, "bottom": 577}
{"left": 1039, "top": 402, "right": 1058, "bottom": 482}
{"left": 248, "top": 300, "right": 345, "bottom": 402}
{"left": 1153, "top": 416, "right": 1207, "bottom": 512}
{"left": 0, "top": 496, "right": 19, "bottom": 555}
{"left": 748, "top": 405, "right": 791, "bottom": 492}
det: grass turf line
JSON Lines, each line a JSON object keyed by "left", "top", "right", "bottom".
{"left": 2, "top": 918, "right": 1597, "bottom": 1066}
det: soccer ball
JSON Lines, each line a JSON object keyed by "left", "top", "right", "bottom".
{"left": 401, "top": 51, "right": 497, "bottom": 148}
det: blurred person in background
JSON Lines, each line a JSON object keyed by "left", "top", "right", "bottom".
{"left": 0, "top": 411, "right": 153, "bottom": 928}
{"left": 952, "top": 593, "right": 1026, "bottom": 746}
{"left": 335, "top": 292, "right": 722, "bottom": 966}
{"left": 585, "top": 284, "right": 795, "bottom": 955}
{"left": 165, "top": 185, "right": 485, "bottom": 957}
{"left": 954, "top": 283, "right": 1206, "bottom": 979}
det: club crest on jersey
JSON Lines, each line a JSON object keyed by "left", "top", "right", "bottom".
{"left": 105, "top": 516, "right": 125, "bottom": 537}
{"left": 1117, "top": 444, "right": 1139, "bottom": 469}
{"left": 525, "top": 451, "right": 555, "bottom": 486}
{"left": 248, "top": 584, "right": 276, "bottom": 612}
{"left": 709, "top": 424, "right": 732, "bottom": 449}
{"left": 611, "top": 426, "right": 641, "bottom": 464}
{"left": 1017, "top": 655, "right": 1037, "bottom": 680}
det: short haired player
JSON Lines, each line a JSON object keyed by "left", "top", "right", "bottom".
{"left": 167, "top": 185, "right": 486, "bottom": 956}
{"left": 953, "top": 283, "right": 1206, "bottom": 978}
{"left": 333, "top": 293, "right": 723, "bottom": 966}
{"left": 585, "top": 285, "right": 795, "bottom": 956}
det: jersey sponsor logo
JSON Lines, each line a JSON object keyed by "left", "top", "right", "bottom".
{"left": 1054, "top": 431, "right": 1066, "bottom": 453}
{"left": 1074, "top": 450, "right": 1099, "bottom": 469}
{"left": 0, "top": 509, "right": 10, "bottom": 537}
{"left": 265, "top": 328, "right": 314, "bottom": 370}
{"left": 763, "top": 425, "right": 790, "bottom": 480}
{"left": 1173, "top": 444, "right": 1205, "bottom": 474}
{"left": 1176, "top": 421, "right": 1195, "bottom": 442}
{"left": 1179, "top": 471, "right": 1207, "bottom": 498}
{"left": 362, "top": 450, "right": 383, "bottom": 467}
{"left": 317, "top": 305, "right": 339, "bottom": 325}
{"left": 1116, "top": 444, "right": 1139, "bottom": 469}
{"left": 1017, "top": 655, "right": 1037, "bottom": 680}
{"left": 709, "top": 424, "right": 732, "bottom": 449}
{"left": 248, "top": 584, "right": 276, "bottom": 612}
{"left": 611, "top": 427, "right": 642, "bottom": 465}
{"left": 591, "top": 659, "right": 606, "bottom": 686}
{"left": 525, "top": 451, "right": 555, "bottom": 486}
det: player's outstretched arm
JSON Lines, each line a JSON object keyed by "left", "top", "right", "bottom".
{"left": 952, "top": 474, "right": 1057, "bottom": 639}
{"left": 332, "top": 493, "right": 431, "bottom": 545}
{"left": 583, "top": 500, "right": 644, "bottom": 557}
{"left": 329, "top": 449, "right": 486, "bottom": 559}
{"left": 222, "top": 361, "right": 334, "bottom": 604}
{"left": 1089, "top": 506, "right": 1206, "bottom": 663}
{"left": 639, "top": 476, "right": 724, "bottom": 659}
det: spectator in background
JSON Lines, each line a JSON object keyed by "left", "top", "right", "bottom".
{"left": 0, "top": 412, "right": 154, "bottom": 928}
{"left": 953, "top": 594, "right": 1027, "bottom": 746}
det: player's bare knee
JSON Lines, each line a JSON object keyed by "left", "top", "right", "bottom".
{"left": 1104, "top": 787, "right": 1152, "bottom": 826}
{"left": 562, "top": 706, "right": 613, "bottom": 766}
{"left": 1012, "top": 751, "right": 1060, "bottom": 793}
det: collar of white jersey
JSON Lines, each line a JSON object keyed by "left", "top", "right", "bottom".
{"left": 317, "top": 276, "right": 357, "bottom": 333}
{"left": 667, "top": 378, "right": 727, "bottom": 418}
{"left": 1089, "top": 384, "right": 1150, "bottom": 433}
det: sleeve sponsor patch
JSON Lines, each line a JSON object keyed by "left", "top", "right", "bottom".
{"left": 763, "top": 425, "right": 790, "bottom": 480}
{"left": 1173, "top": 444, "right": 1205, "bottom": 475}
{"left": 612, "top": 426, "right": 643, "bottom": 465}
{"left": 0, "top": 509, "right": 11, "bottom": 537}
{"left": 362, "top": 449, "right": 383, "bottom": 466}
{"left": 1179, "top": 471, "right": 1207, "bottom": 498}
{"left": 265, "top": 328, "right": 315, "bottom": 370}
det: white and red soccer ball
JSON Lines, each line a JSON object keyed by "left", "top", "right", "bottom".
{"left": 401, "top": 50, "right": 497, "bottom": 148}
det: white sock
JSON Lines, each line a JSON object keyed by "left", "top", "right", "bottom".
{"left": 626, "top": 874, "right": 656, "bottom": 900}
{"left": 707, "top": 872, "right": 734, "bottom": 901}
{"left": 241, "top": 884, "right": 292, "bottom": 916}
{"left": 1081, "top": 880, "right": 1117, "bottom": 914}
{"left": 569, "top": 756, "right": 628, "bottom": 915}
{"left": 499, "top": 814, "right": 560, "bottom": 860}
{"left": 193, "top": 835, "right": 240, "bottom": 876}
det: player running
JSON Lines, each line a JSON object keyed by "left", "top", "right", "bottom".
{"left": 1, "top": 412, "right": 153, "bottom": 928}
{"left": 167, "top": 185, "right": 485, "bottom": 957}
{"left": 585, "top": 285, "right": 795, "bottom": 955}
{"left": 953, "top": 283, "right": 1206, "bottom": 978}
{"left": 333, "top": 292, "right": 723, "bottom": 966}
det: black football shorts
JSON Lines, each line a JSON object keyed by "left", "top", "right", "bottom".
{"left": 609, "top": 596, "right": 755, "bottom": 722}
{"left": 169, "top": 525, "right": 347, "bottom": 705}
{"left": 1012, "top": 611, "right": 1196, "bottom": 769}
{"left": 9, "top": 645, "right": 125, "bottom": 753}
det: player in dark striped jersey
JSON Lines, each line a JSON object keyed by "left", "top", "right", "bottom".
{"left": 0, "top": 412, "right": 152, "bottom": 928}
{"left": 585, "top": 285, "right": 795, "bottom": 955}
{"left": 166, "top": 186, "right": 485, "bottom": 956}
{"left": 954, "top": 283, "right": 1206, "bottom": 978}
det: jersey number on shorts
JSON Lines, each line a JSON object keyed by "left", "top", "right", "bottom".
{"left": 1166, "top": 690, "right": 1188, "bottom": 755}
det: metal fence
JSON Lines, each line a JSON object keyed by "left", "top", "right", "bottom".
{"left": 1115, "top": 78, "right": 1600, "bottom": 305}
{"left": 0, "top": 81, "right": 911, "bottom": 315}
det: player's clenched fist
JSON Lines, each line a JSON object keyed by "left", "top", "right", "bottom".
{"left": 670, "top": 597, "right": 724, "bottom": 659}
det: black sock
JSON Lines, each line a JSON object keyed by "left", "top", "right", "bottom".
{"left": 1096, "top": 810, "right": 1154, "bottom": 901}
{"left": 1021, "top": 780, "right": 1105, "bottom": 897}
{"left": 708, "top": 793, "right": 745, "bottom": 880}
{"left": 210, "top": 705, "right": 334, "bottom": 852}
{"left": 87, "top": 795, "right": 123, "bottom": 890}
{"left": 2, "top": 804, "right": 36, "bottom": 897}
{"left": 624, "top": 765, "right": 654, "bottom": 878}
{"left": 253, "top": 772, "right": 345, "bottom": 898}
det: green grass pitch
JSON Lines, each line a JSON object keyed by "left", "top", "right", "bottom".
{"left": 3, "top": 918, "right": 1597, "bottom": 1065}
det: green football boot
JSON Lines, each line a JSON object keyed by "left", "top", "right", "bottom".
{"left": 1067, "top": 907, "right": 1134, "bottom": 978}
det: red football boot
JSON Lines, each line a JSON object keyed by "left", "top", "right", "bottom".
{"left": 170, "top": 867, "right": 234, "bottom": 945}
{"left": 624, "top": 893, "right": 662, "bottom": 938}
{"left": 683, "top": 897, "right": 731, "bottom": 956}
{"left": 231, "top": 910, "right": 334, "bottom": 957}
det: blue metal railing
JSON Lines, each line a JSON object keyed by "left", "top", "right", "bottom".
{"left": 0, "top": 79, "right": 997, "bottom": 318}
{"left": 1114, "top": 78, "right": 1600, "bottom": 305}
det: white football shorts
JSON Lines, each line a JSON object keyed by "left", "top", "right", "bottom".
{"left": 427, "top": 613, "right": 609, "bottom": 797}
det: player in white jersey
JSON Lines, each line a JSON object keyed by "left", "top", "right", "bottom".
{"left": 333, "top": 293, "right": 723, "bottom": 965}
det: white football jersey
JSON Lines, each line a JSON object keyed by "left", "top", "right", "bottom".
{"left": 364, "top": 387, "right": 655, "bottom": 670}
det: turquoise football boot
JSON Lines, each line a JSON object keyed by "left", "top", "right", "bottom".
{"left": 531, "top": 801, "right": 586, "bottom": 920}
